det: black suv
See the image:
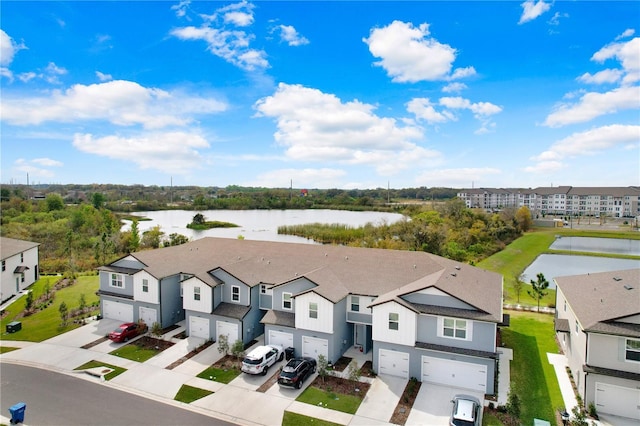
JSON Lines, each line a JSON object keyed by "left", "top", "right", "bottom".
{"left": 277, "top": 357, "right": 317, "bottom": 389}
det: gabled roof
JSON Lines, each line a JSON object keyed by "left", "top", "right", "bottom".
{"left": 555, "top": 268, "right": 640, "bottom": 338}
{"left": 122, "top": 237, "right": 502, "bottom": 314}
{"left": 1, "top": 237, "right": 40, "bottom": 260}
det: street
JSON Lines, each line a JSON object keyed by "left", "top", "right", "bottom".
{"left": 0, "top": 363, "right": 236, "bottom": 426}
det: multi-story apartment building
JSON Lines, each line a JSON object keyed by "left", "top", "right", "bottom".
{"left": 457, "top": 186, "right": 640, "bottom": 218}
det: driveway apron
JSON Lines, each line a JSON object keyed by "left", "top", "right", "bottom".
{"left": 354, "top": 374, "right": 406, "bottom": 424}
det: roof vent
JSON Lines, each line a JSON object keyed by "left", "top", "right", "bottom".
{"left": 624, "top": 285, "right": 634, "bottom": 290}
{"left": 613, "top": 276, "right": 622, "bottom": 281}
{"left": 455, "top": 266, "right": 461, "bottom": 270}
{"left": 345, "top": 256, "right": 348, "bottom": 260}
{"left": 413, "top": 264, "right": 417, "bottom": 269}
{"left": 450, "top": 272, "right": 457, "bottom": 277}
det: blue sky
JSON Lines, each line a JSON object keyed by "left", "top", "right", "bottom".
{"left": 1, "top": 1, "right": 639, "bottom": 189}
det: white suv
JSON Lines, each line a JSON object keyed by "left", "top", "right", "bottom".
{"left": 241, "top": 344, "right": 284, "bottom": 375}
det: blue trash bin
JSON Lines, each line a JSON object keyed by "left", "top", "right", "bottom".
{"left": 8, "top": 402, "right": 26, "bottom": 424}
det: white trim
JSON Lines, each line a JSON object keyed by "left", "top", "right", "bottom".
{"left": 231, "top": 285, "right": 240, "bottom": 302}
{"left": 282, "top": 292, "right": 292, "bottom": 310}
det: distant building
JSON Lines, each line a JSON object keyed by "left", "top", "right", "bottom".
{"left": 0, "top": 237, "right": 40, "bottom": 304}
{"left": 457, "top": 186, "right": 640, "bottom": 218}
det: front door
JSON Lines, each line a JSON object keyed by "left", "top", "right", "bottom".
{"left": 355, "top": 324, "right": 365, "bottom": 346}
{"left": 16, "top": 277, "right": 20, "bottom": 292}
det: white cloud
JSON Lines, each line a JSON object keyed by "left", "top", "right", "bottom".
{"left": 616, "top": 28, "right": 635, "bottom": 40}
{"left": 73, "top": 131, "right": 210, "bottom": 175}
{"left": 364, "top": 21, "right": 474, "bottom": 83}
{"left": 171, "top": 0, "right": 191, "bottom": 18}
{"left": 96, "top": 71, "right": 113, "bottom": 82}
{"left": 442, "top": 82, "right": 467, "bottom": 93}
{"left": 406, "top": 98, "right": 450, "bottom": 124}
{"left": 548, "top": 12, "right": 569, "bottom": 27}
{"left": 415, "top": 167, "right": 501, "bottom": 187}
{"left": 13, "top": 158, "right": 62, "bottom": 179}
{"left": 1, "top": 80, "right": 227, "bottom": 129}
{"left": 246, "top": 168, "right": 346, "bottom": 188}
{"left": 32, "top": 158, "right": 63, "bottom": 167}
{"left": 224, "top": 11, "right": 254, "bottom": 27}
{"left": 523, "top": 160, "right": 565, "bottom": 174}
{"left": 591, "top": 37, "right": 640, "bottom": 84}
{"left": 1, "top": 29, "right": 27, "bottom": 81}
{"left": 450, "top": 66, "right": 476, "bottom": 80}
{"left": 439, "top": 96, "right": 502, "bottom": 118}
{"left": 577, "top": 69, "right": 623, "bottom": 85}
{"left": 518, "top": 0, "right": 552, "bottom": 25}
{"left": 544, "top": 85, "right": 640, "bottom": 127}
{"left": 254, "top": 83, "right": 441, "bottom": 175}
{"left": 277, "top": 25, "right": 309, "bottom": 46}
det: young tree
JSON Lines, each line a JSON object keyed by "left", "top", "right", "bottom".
{"left": 192, "top": 213, "right": 206, "bottom": 225}
{"left": 24, "top": 291, "right": 34, "bottom": 312}
{"left": 528, "top": 272, "right": 549, "bottom": 312}
{"left": 231, "top": 340, "right": 245, "bottom": 359}
{"left": 347, "top": 359, "right": 361, "bottom": 385}
{"left": 514, "top": 206, "right": 533, "bottom": 232}
{"left": 129, "top": 219, "right": 140, "bottom": 252}
{"left": 217, "top": 334, "right": 229, "bottom": 355}
{"left": 59, "top": 302, "right": 69, "bottom": 326}
{"left": 317, "top": 354, "right": 329, "bottom": 383}
{"left": 91, "top": 192, "right": 105, "bottom": 209}
{"left": 513, "top": 274, "right": 525, "bottom": 304}
{"left": 78, "top": 293, "right": 87, "bottom": 311}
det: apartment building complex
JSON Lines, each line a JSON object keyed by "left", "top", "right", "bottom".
{"left": 457, "top": 186, "right": 640, "bottom": 218}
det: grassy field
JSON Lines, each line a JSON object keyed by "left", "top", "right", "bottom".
{"left": 501, "top": 310, "right": 565, "bottom": 424}
{"left": 196, "top": 365, "right": 242, "bottom": 384}
{"left": 0, "top": 275, "right": 100, "bottom": 342}
{"left": 109, "top": 342, "right": 163, "bottom": 362}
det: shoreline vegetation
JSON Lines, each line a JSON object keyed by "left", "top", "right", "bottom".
{"left": 186, "top": 220, "right": 239, "bottom": 230}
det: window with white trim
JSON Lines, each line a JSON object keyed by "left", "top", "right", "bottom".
{"left": 626, "top": 338, "right": 640, "bottom": 362}
{"left": 309, "top": 302, "right": 318, "bottom": 319}
{"left": 260, "top": 284, "right": 266, "bottom": 294}
{"left": 350, "top": 296, "right": 360, "bottom": 312}
{"left": 442, "top": 318, "right": 467, "bottom": 340}
{"left": 232, "top": 286, "right": 240, "bottom": 302}
{"left": 142, "top": 279, "right": 149, "bottom": 293}
{"left": 388, "top": 312, "right": 399, "bottom": 331}
{"left": 20, "top": 253, "right": 23, "bottom": 262}
{"left": 283, "top": 292, "right": 292, "bottom": 310}
{"left": 1, "top": 260, "right": 5, "bottom": 271}
{"left": 110, "top": 273, "right": 123, "bottom": 288}
{"left": 194, "top": 286, "right": 201, "bottom": 301}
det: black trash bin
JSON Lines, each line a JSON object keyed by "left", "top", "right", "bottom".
{"left": 285, "top": 347, "right": 295, "bottom": 360}
{"left": 9, "top": 402, "right": 26, "bottom": 424}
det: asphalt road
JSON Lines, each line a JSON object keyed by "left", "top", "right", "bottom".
{"left": 0, "top": 363, "right": 236, "bottom": 426}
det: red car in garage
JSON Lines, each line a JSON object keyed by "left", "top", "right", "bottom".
{"left": 108, "top": 322, "right": 146, "bottom": 343}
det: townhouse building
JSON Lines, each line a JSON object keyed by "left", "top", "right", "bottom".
{"left": 0, "top": 237, "right": 40, "bottom": 304}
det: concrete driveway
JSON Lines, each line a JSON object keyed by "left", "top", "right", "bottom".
{"left": 406, "top": 384, "right": 484, "bottom": 426}
{"left": 43, "top": 318, "right": 121, "bottom": 347}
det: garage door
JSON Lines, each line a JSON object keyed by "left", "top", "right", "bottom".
{"left": 269, "top": 330, "right": 293, "bottom": 349}
{"left": 190, "top": 316, "right": 210, "bottom": 340}
{"left": 595, "top": 382, "right": 640, "bottom": 420}
{"left": 103, "top": 300, "right": 134, "bottom": 322}
{"left": 139, "top": 307, "right": 157, "bottom": 327}
{"left": 422, "top": 356, "right": 487, "bottom": 392}
{"left": 302, "top": 336, "right": 328, "bottom": 360}
{"left": 379, "top": 349, "right": 409, "bottom": 379}
{"left": 216, "top": 321, "right": 239, "bottom": 343}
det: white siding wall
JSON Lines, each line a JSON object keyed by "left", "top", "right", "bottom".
{"left": 133, "top": 270, "right": 159, "bottom": 304}
{"left": 588, "top": 333, "right": 640, "bottom": 374}
{"left": 372, "top": 301, "right": 416, "bottom": 346}
{"left": 295, "top": 292, "right": 333, "bottom": 333}
{"left": 182, "top": 277, "right": 212, "bottom": 313}
{"left": 556, "top": 287, "right": 588, "bottom": 395}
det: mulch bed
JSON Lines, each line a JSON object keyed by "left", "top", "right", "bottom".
{"left": 257, "top": 369, "right": 281, "bottom": 392}
{"left": 81, "top": 336, "right": 108, "bottom": 349}
{"left": 358, "top": 360, "right": 375, "bottom": 377}
{"left": 165, "top": 339, "right": 214, "bottom": 370}
{"left": 162, "top": 324, "right": 181, "bottom": 334}
{"left": 311, "top": 374, "right": 371, "bottom": 396}
{"left": 331, "top": 356, "right": 352, "bottom": 372}
{"left": 390, "top": 378, "right": 421, "bottom": 425}
{"left": 135, "top": 336, "right": 174, "bottom": 351}
{"left": 214, "top": 354, "right": 243, "bottom": 369}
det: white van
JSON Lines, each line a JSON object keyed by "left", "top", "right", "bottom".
{"left": 241, "top": 344, "right": 284, "bottom": 375}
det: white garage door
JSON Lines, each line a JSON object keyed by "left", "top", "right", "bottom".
{"left": 595, "top": 382, "right": 640, "bottom": 420}
{"left": 302, "top": 336, "right": 328, "bottom": 360}
{"left": 190, "top": 316, "right": 210, "bottom": 340}
{"left": 379, "top": 349, "right": 409, "bottom": 379}
{"left": 139, "top": 307, "right": 157, "bottom": 327}
{"left": 216, "top": 321, "right": 239, "bottom": 343}
{"left": 422, "top": 356, "right": 487, "bottom": 392}
{"left": 269, "top": 330, "right": 293, "bottom": 349}
{"left": 103, "top": 300, "right": 134, "bottom": 322}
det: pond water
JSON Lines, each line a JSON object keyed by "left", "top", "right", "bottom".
{"left": 122, "top": 209, "right": 405, "bottom": 244}
{"left": 549, "top": 236, "right": 640, "bottom": 256}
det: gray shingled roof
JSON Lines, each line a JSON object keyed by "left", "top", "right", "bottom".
{"left": 213, "top": 302, "right": 250, "bottom": 319}
{"left": 1, "top": 237, "right": 40, "bottom": 260}
{"left": 126, "top": 237, "right": 502, "bottom": 321}
{"left": 260, "top": 310, "right": 295, "bottom": 327}
{"left": 555, "top": 269, "right": 640, "bottom": 338}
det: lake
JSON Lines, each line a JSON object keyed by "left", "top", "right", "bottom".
{"left": 122, "top": 209, "right": 405, "bottom": 244}
{"left": 525, "top": 236, "right": 640, "bottom": 288}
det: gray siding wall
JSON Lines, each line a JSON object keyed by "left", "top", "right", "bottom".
{"left": 373, "top": 340, "right": 497, "bottom": 395}
{"left": 243, "top": 286, "right": 264, "bottom": 343}
{"left": 584, "top": 373, "right": 639, "bottom": 410}
{"left": 332, "top": 297, "right": 352, "bottom": 360}
{"left": 259, "top": 293, "right": 273, "bottom": 310}
{"left": 213, "top": 285, "right": 222, "bottom": 310}
{"left": 401, "top": 292, "right": 473, "bottom": 309}
{"left": 212, "top": 269, "right": 250, "bottom": 305}
{"left": 159, "top": 275, "right": 183, "bottom": 328}
{"left": 100, "top": 270, "right": 134, "bottom": 297}
{"left": 272, "top": 278, "right": 315, "bottom": 312}
{"left": 112, "top": 258, "right": 145, "bottom": 269}
{"left": 264, "top": 324, "right": 349, "bottom": 365}
{"left": 416, "top": 315, "right": 496, "bottom": 353}
{"left": 347, "top": 311, "right": 372, "bottom": 324}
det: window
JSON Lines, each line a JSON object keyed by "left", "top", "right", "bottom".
{"left": 626, "top": 339, "right": 640, "bottom": 362}
{"left": 1, "top": 260, "right": 5, "bottom": 271}
{"left": 260, "top": 284, "right": 266, "bottom": 294}
{"left": 283, "top": 292, "right": 292, "bottom": 310}
{"left": 232, "top": 286, "right": 240, "bottom": 302}
{"left": 110, "top": 273, "right": 123, "bottom": 288}
{"left": 309, "top": 302, "right": 318, "bottom": 319}
{"left": 21, "top": 273, "right": 25, "bottom": 283}
{"left": 443, "top": 318, "right": 467, "bottom": 339}
{"left": 194, "top": 286, "right": 201, "bottom": 301}
{"left": 142, "top": 279, "right": 149, "bottom": 293}
{"left": 20, "top": 253, "right": 23, "bottom": 262}
{"left": 388, "top": 313, "right": 399, "bottom": 331}
{"left": 351, "top": 296, "right": 360, "bottom": 312}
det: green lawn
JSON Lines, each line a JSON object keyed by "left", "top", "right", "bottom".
{"left": 73, "top": 360, "right": 127, "bottom": 380}
{"left": 0, "top": 346, "right": 20, "bottom": 354}
{"left": 174, "top": 384, "right": 213, "bottom": 403}
{"left": 196, "top": 366, "right": 241, "bottom": 384}
{"left": 109, "top": 342, "right": 162, "bottom": 362}
{"left": 282, "top": 411, "right": 342, "bottom": 426}
{"left": 0, "top": 275, "right": 100, "bottom": 342}
{"left": 296, "top": 386, "right": 363, "bottom": 414}
{"left": 501, "top": 310, "right": 564, "bottom": 424}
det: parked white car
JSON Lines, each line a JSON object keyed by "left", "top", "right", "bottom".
{"left": 241, "top": 344, "right": 284, "bottom": 375}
